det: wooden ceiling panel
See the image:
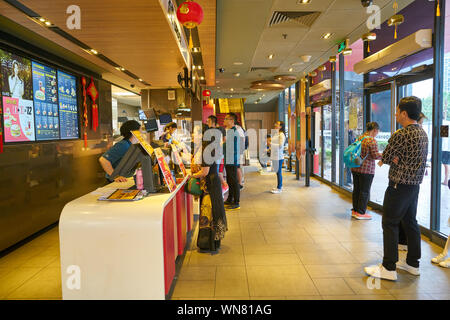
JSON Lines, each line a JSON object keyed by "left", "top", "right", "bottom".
{"left": 13, "top": 0, "right": 187, "bottom": 87}
{"left": 196, "top": 0, "right": 216, "bottom": 87}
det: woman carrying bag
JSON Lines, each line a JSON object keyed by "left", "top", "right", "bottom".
{"left": 191, "top": 125, "right": 227, "bottom": 252}
{"left": 271, "top": 121, "right": 286, "bottom": 194}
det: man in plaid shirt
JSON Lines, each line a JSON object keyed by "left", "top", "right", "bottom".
{"left": 351, "top": 122, "right": 382, "bottom": 220}
{"left": 365, "top": 96, "right": 428, "bottom": 281}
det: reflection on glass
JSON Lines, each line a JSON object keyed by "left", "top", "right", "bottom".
{"left": 313, "top": 108, "right": 321, "bottom": 175}
{"left": 370, "top": 90, "right": 392, "bottom": 205}
{"left": 323, "top": 105, "right": 332, "bottom": 181}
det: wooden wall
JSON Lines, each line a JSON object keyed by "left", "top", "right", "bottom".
{"left": 245, "top": 112, "right": 276, "bottom": 131}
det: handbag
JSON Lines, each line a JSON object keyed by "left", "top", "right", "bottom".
{"left": 185, "top": 177, "right": 202, "bottom": 196}
{"left": 197, "top": 194, "right": 216, "bottom": 251}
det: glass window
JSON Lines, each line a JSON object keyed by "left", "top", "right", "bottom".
{"left": 343, "top": 40, "right": 365, "bottom": 189}
{"left": 370, "top": 90, "right": 392, "bottom": 205}
{"left": 313, "top": 107, "right": 321, "bottom": 175}
{"left": 398, "top": 79, "right": 433, "bottom": 230}
{"left": 323, "top": 105, "right": 332, "bottom": 181}
{"left": 440, "top": 2, "right": 450, "bottom": 236}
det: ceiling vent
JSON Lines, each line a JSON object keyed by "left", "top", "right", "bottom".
{"left": 250, "top": 67, "right": 277, "bottom": 73}
{"left": 269, "top": 11, "right": 321, "bottom": 28}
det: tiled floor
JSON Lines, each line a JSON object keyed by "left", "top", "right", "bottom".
{"left": 171, "top": 169, "right": 450, "bottom": 300}
{"left": 0, "top": 169, "right": 448, "bottom": 300}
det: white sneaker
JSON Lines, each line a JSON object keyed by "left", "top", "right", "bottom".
{"left": 431, "top": 253, "right": 447, "bottom": 264}
{"left": 398, "top": 244, "right": 408, "bottom": 251}
{"left": 364, "top": 264, "right": 397, "bottom": 281}
{"left": 439, "top": 257, "right": 450, "bottom": 268}
{"left": 396, "top": 260, "right": 420, "bottom": 276}
{"left": 271, "top": 188, "right": 282, "bottom": 194}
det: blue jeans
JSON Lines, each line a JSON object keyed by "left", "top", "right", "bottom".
{"left": 273, "top": 159, "right": 283, "bottom": 189}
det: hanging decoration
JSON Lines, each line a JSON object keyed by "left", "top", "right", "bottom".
{"left": 81, "top": 76, "right": 88, "bottom": 148}
{"left": 388, "top": 1, "right": 404, "bottom": 39}
{"left": 202, "top": 89, "right": 211, "bottom": 105}
{"left": 362, "top": 32, "right": 377, "bottom": 53}
{"left": 176, "top": 1, "right": 204, "bottom": 51}
{"left": 437, "top": 0, "right": 441, "bottom": 17}
{"left": 87, "top": 77, "right": 99, "bottom": 132}
{"left": 318, "top": 65, "right": 326, "bottom": 80}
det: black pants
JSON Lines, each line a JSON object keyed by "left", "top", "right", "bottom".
{"left": 351, "top": 171, "right": 374, "bottom": 215}
{"left": 382, "top": 182, "right": 421, "bottom": 271}
{"left": 225, "top": 165, "right": 240, "bottom": 204}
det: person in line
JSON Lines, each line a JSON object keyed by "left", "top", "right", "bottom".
{"left": 259, "top": 134, "right": 272, "bottom": 170}
{"left": 206, "top": 115, "right": 227, "bottom": 189}
{"left": 350, "top": 122, "right": 382, "bottom": 220}
{"left": 397, "top": 112, "right": 426, "bottom": 251}
{"left": 365, "top": 97, "right": 428, "bottom": 281}
{"left": 191, "top": 125, "right": 227, "bottom": 252}
{"left": 99, "top": 120, "right": 142, "bottom": 183}
{"left": 235, "top": 120, "right": 246, "bottom": 190}
{"left": 271, "top": 121, "right": 286, "bottom": 194}
{"left": 431, "top": 217, "right": 450, "bottom": 268}
{"left": 223, "top": 113, "right": 241, "bottom": 210}
{"left": 161, "top": 122, "right": 178, "bottom": 146}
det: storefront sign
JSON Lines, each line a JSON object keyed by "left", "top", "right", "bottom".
{"left": 171, "top": 144, "right": 187, "bottom": 177}
{"left": 154, "top": 147, "right": 177, "bottom": 192}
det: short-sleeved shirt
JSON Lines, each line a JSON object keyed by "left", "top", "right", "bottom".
{"left": 102, "top": 139, "right": 132, "bottom": 179}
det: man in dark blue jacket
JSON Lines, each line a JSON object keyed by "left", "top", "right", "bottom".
{"left": 223, "top": 113, "right": 241, "bottom": 210}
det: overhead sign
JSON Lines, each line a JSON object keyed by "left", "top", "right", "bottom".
{"left": 337, "top": 40, "right": 346, "bottom": 54}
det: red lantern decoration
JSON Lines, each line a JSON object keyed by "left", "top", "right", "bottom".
{"left": 176, "top": 1, "right": 204, "bottom": 29}
{"left": 81, "top": 77, "right": 88, "bottom": 148}
{"left": 202, "top": 89, "right": 211, "bottom": 97}
{"left": 87, "top": 77, "right": 99, "bottom": 132}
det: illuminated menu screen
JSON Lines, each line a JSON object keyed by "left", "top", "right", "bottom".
{"left": 0, "top": 49, "right": 35, "bottom": 142}
{"left": 32, "top": 61, "right": 59, "bottom": 140}
{"left": 57, "top": 70, "right": 79, "bottom": 140}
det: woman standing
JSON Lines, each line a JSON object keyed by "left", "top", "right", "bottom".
{"left": 351, "top": 122, "right": 382, "bottom": 220}
{"left": 192, "top": 125, "right": 227, "bottom": 252}
{"left": 271, "top": 121, "right": 286, "bottom": 194}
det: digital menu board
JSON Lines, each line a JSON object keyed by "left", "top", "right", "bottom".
{"left": 0, "top": 49, "right": 35, "bottom": 142}
{"left": 32, "top": 61, "right": 59, "bottom": 140}
{"left": 57, "top": 70, "right": 79, "bottom": 140}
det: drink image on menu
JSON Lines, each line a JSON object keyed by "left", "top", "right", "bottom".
{"left": 0, "top": 49, "right": 35, "bottom": 142}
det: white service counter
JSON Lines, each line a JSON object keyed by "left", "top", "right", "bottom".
{"left": 59, "top": 176, "right": 194, "bottom": 300}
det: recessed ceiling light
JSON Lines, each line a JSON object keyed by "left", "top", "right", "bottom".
{"left": 89, "top": 49, "right": 98, "bottom": 55}
{"left": 297, "top": 0, "right": 311, "bottom": 3}
{"left": 233, "top": 62, "right": 244, "bottom": 65}
{"left": 289, "top": 68, "right": 293, "bottom": 72}
{"left": 234, "top": 73, "right": 241, "bottom": 77}
{"left": 120, "top": 67, "right": 125, "bottom": 71}
{"left": 268, "top": 54, "right": 274, "bottom": 60}
{"left": 200, "top": 76, "right": 205, "bottom": 80}
{"left": 230, "top": 88, "right": 234, "bottom": 92}
{"left": 322, "top": 33, "right": 333, "bottom": 40}
{"left": 139, "top": 78, "right": 143, "bottom": 82}
{"left": 39, "top": 17, "right": 46, "bottom": 22}
{"left": 44, "top": 21, "right": 52, "bottom": 26}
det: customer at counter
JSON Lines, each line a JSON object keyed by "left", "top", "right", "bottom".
{"left": 161, "top": 122, "right": 178, "bottom": 147}
{"left": 99, "top": 120, "right": 141, "bottom": 183}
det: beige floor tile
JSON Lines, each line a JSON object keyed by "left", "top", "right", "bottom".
{"left": 393, "top": 293, "right": 435, "bottom": 300}
{"left": 246, "top": 265, "right": 319, "bottom": 297}
{"left": 215, "top": 266, "right": 249, "bottom": 297}
{"left": 285, "top": 296, "right": 323, "bottom": 300}
{"left": 250, "top": 296, "right": 286, "bottom": 300}
{"left": 6, "top": 267, "right": 61, "bottom": 299}
{"left": 243, "top": 244, "right": 295, "bottom": 255}
{"left": 304, "top": 264, "right": 365, "bottom": 278}
{"left": 296, "top": 249, "right": 358, "bottom": 265}
{"left": 348, "top": 251, "right": 383, "bottom": 265}
{"left": 188, "top": 250, "right": 245, "bottom": 266}
{"left": 293, "top": 242, "right": 346, "bottom": 253}
{"left": 312, "top": 278, "right": 355, "bottom": 296}
{"left": 215, "top": 296, "right": 250, "bottom": 300}
{"left": 171, "top": 280, "right": 215, "bottom": 298}
{"left": 343, "top": 277, "right": 391, "bottom": 295}
{"left": 0, "top": 267, "right": 44, "bottom": 299}
{"left": 245, "top": 253, "right": 301, "bottom": 266}
{"left": 178, "top": 266, "right": 216, "bottom": 281}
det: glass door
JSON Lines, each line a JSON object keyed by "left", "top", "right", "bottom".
{"left": 369, "top": 90, "right": 392, "bottom": 205}
{"left": 312, "top": 107, "right": 322, "bottom": 176}
{"left": 323, "top": 104, "right": 332, "bottom": 181}
{"left": 398, "top": 79, "right": 433, "bottom": 230}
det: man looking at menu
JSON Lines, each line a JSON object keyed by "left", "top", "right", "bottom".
{"left": 99, "top": 120, "right": 141, "bottom": 183}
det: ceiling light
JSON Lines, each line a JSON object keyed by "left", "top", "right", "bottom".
{"left": 39, "top": 17, "right": 46, "bottom": 22}
{"left": 44, "top": 21, "right": 52, "bottom": 26}
{"left": 322, "top": 33, "right": 333, "bottom": 40}
{"left": 343, "top": 47, "right": 353, "bottom": 56}
{"left": 233, "top": 73, "right": 241, "bottom": 77}
{"left": 297, "top": 0, "right": 311, "bottom": 3}
{"left": 120, "top": 67, "right": 125, "bottom": 71}
{"left": 89, "top": 49, "right": 98, "bottom": 55}
{"left": 139, "top": 79, "right": 143, "bottom": 82}
{"left": 200, "top": 76, "right": 205, "bottom": 80}
{"left": 230, "top": 88, "right": 234, "bottom": 91}
{"left": 289, "top": 68, "right": 293, "bottom": 72}
{"left": 192, "top": 47, "right": 201, "bottom": 53}
{"left": 300, "top": 55, "right": 312, "bottom": 62}
{"left": 233, "top": 62, "right": 244, "bottom": 65}
{"left": 268, "top": 54, "right": 274, "bottom": 60}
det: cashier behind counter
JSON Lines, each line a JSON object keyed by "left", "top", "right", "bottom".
{"left": 99, "top": 120, "right": 142, "bottom": 183}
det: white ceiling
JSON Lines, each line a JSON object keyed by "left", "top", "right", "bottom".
{"left": 214, "top": 0, "right": 414, "bottom": 104}
{"left": 112, "top": 85, "right": 141, "bottom": 107}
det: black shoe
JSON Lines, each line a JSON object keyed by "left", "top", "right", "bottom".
{"left": 226, "top": 204, "right": 240, "bottom": 211}
{"left": 224, "top": 200, "right": 233, "bottom": 206}
{"left": 239, "top": 185, "right": 244, "bottom": 190}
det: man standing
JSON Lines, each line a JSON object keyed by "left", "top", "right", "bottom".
{"left": 365, "top": 97, "right": 428, "bottom": 281}
{"left": 223, "top": 113, "right": 241, "bottom": 210}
